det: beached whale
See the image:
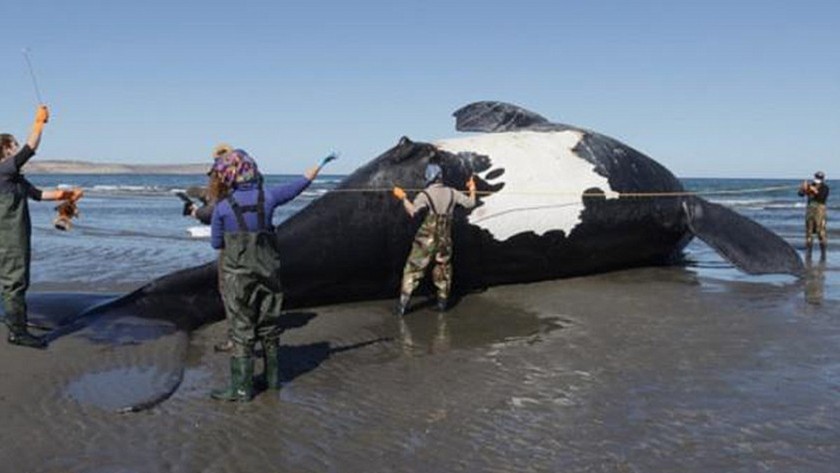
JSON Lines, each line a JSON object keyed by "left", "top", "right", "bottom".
{"left": 20, "top": 101, "right": 803, "bottom": 411}
{"left": 41, "top": 101, "right": 803, "bottom": 335}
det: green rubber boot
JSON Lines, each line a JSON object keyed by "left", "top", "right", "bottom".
{"left": 210, "top": 356, "right": 254, "bottom": 402}
{"left": 7, "top": 326, "right": 48, "bottom": 349}
{"left": 264, "top": 342, "right": 281, "bottom": 390}
{"left": 4, "top": 301, "right": 47, "bottom": 350}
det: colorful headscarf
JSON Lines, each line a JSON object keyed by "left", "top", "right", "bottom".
{"left": 212, "top": 149, "right": 261, "bottom": 187}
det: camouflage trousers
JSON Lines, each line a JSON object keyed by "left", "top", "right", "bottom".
{"left": 400, "top": 214, "right": 453, "bottom": 300}
{"left": 805, "top": 203, "right": 827, "bottom": 246}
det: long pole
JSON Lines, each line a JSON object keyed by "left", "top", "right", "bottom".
{"left": 22, "top": 48, "right": 44, "bottom": 104}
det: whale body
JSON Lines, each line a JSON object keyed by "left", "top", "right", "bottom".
{"left": 46, "top": 101, "right": 804, "bottom": 332}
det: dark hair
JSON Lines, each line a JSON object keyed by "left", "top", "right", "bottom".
{"left": 0, "top": 134, "right": 17, "bottom": 160}
{"left": 207, "top": 172, "right": 230, "bottom": 203}
{"left": 0, "top": 133, "right": 16, "bottom": 150}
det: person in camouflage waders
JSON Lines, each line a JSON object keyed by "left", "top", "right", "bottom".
{"left": 392, "top": 163, "right": 476, "bottom": 316}
{"left": 798, "top": 171, "right": 830, "bottom": 261}
{"left": 1, "top": 105, "right": 84, "bottom": 349}
{"left": 208, "top": 149, "right": 328, "bottom": 402}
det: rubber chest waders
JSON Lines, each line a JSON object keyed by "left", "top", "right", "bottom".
{"left": 400, "top": 188, "right": 456, "bottom": 300}
{"left": 221, "top": 186, "right": 284, "bottom": 358}
{"left": 805, "top": 202, "right": 827, "bottom": 247}
{"left": 0, "top": 189, "right": 33, "bottom": 331}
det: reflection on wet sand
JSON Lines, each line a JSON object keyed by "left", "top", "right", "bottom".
{"left": 5, "top": 263, "right": 840, "bottom": 472}
{"left": 398, "top": 313, "right": 451, "bottom": 355}
{"left": 395, "top": 298, "right": 568, "bottom": 356}
{"left": 804, "top": 259, "right": 827, "bottom": 305}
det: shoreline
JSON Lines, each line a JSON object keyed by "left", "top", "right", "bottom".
{"left": 23, "top": 160, "right": 209, "bottom": 175}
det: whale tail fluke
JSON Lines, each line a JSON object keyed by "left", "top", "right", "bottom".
{"left": 684, "top": 197, "right": 804, "bottom": 276}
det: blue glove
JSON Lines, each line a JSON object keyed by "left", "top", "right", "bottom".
{"left": 320, "top": 152, "right": 339, "bottom": 168}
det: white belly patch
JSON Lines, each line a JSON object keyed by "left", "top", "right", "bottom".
{"left": 434, "top": 131, "right": 618, "bottom": 241}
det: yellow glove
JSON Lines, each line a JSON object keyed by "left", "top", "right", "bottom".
{"left": 57, "top": 188, "right": 83, "bottom": 201}
{"left": 35, "top": 105, "right": 49, "bottom": 124}
{"left": 392, "top": 186, "right": 406, "bottom": 200}
{"left": 466, "top": 176, "right": 476, "bottom": 192}
{"left": 33, "top": 105, "right": 49, "bottom": 133}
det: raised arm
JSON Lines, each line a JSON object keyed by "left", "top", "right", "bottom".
{"left": 270, "top": 154, "right": 338, "bottom": 206}
{"left": 304, "top": 152, "right": 338, "bottom": 181}
{"left": 463, "top": 176, "right": 477, "bottom": 207}
{"left": 26, "top": 105, "right": 49, "bottom": 152}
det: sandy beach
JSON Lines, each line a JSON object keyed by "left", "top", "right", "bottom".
{"left": 1, "top": 263, "right": 837, "bottom": 472}
{"left": 3, "top": 0, "right": 838, "bottom": 468}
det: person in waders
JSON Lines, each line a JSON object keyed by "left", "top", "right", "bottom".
{"left": 798, "top": 171, "right": 830, "bottom": 261}
{"left": 1, "top": 105, "right": 84, "bottom": 349}
{"left": 181, "top": 143, "right": 236, "bottom": 353}
{"left": 392, "top": 162, "right": 476, "bottom": 316}
{"left": 208, "top": 149, "right": 326, "bottom": 402}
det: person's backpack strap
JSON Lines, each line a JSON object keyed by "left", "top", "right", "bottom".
{"left": 421, "top": 190, "right": 439, "bottom": 215}
{"left": 226, "top": 185, "right": 267, "bottom": 231}
{"left": 446, "top": 188, "right": 455, "bottom": 215}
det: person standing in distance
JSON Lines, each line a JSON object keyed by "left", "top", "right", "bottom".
{"left": 799, "top": 171, "right": 830, "bottom": 261}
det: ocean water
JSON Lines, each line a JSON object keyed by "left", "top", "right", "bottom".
{"left": 25, "top": 173, "right": 340, "bottom": 291}
{"left": 681, "top": 178, "right": 837, "bottom": 299}
{"left": 23, "top": 174, "right": 838, "bottom": 296}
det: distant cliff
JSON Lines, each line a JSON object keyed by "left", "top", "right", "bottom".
{"left": 23, "top": 160, "right": 209, "bottom": 174}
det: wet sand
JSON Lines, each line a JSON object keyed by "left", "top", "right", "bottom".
{"left": 1, "top": 265, "right": 839, "bottom": 472}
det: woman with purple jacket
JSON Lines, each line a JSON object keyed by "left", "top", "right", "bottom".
{"left": 208, "top": 149, "right": 330, "bottom": 402}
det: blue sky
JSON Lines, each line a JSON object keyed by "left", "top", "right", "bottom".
{"left": 2, "top": 0, "right": 838, "bottom": 178}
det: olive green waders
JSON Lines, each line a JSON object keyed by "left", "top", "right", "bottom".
{"left": 0, "top": 192, "right": 46, "bottom": 349}
{"left": 805, "top": 202, "right": 828, "bottom": 258}
{"left": 210, "top": 187, "right": 283, "bottom": 402}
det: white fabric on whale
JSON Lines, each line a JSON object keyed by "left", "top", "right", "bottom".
{"left": 434, "top": 130, "right": 618, "bottom": 241}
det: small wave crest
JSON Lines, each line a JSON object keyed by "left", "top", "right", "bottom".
{"left": 708, "top": 198, "right": 804, "bottom": 210}
{"left": 301, "top": 189, "right": 329, "bottom": 198}
{"left": 89, "top": 184, "right": 175, "bottom": 196}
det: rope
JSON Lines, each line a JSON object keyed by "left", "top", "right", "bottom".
{"left": 324, "top": 184, "right": 798, "bottom": 198}
{"left": 326, "top": 183, "right": 802, "bottom": 226}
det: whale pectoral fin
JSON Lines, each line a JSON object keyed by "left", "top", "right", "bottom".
{"left": 453, "top": 101, "right": 550, "bottom": 132}
{"left": 17, "top": 292, "right": 190, "bottom": 413}
{"left": 685, "top": 197, "right": 804, "bottom": 276}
